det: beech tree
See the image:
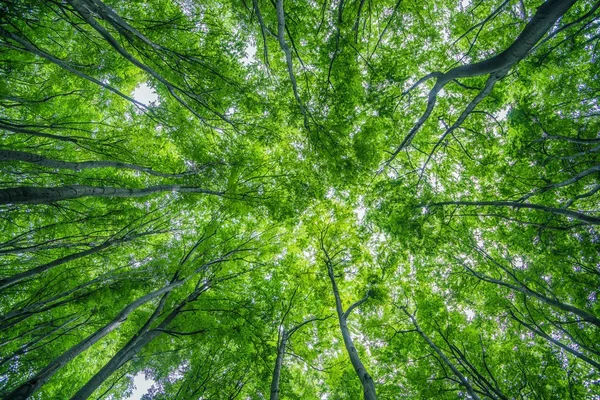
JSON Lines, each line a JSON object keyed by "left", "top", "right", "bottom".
{"left": 1, "top": 0, "right": 599, "bottom": 399}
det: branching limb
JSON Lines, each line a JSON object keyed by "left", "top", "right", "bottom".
{"left": 518, "top": 165, "right": 600, "bottom": 202}
{"left": 426, "top": 200, "right": 600, "bottom": 225}
{"left": 252, "top": 0, "right": 272, "bottom": 69}
{"left": 275, "top": 0, "right": 309, "bottom": 128}
{"left": 386, "top": 0, "right": 577, "bottom": 163}
{"left": 343, "top": 290, "right": 370, "bottom": 319}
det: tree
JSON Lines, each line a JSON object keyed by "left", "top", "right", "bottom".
{"left": 1, "top": 0, "right": 599, "bottom": 398}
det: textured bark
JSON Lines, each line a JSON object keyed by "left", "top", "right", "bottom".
{"left": 0, "top": 184, "right": 223, "bottom": 205}
{"left": 0, "top": 149, "right": 190, "bottom": 178}
{"left": 327, "top": 264, "right": 377, "bottom": 400}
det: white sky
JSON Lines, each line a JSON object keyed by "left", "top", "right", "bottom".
{"left": 132, "top": 83, "right": 159, "bottom": 106}
{"left": 126, "top": 373, "right": 154, "bottom": 400}
{"left": 241, "top": 43, "right": 257, "bottom": 65}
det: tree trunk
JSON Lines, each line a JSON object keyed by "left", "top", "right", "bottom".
{"left": 3, "top": 281, "right": 182, "bottom": 400}
{"left": 70, "top": 283, "right": 208, "bottom": 399}
{"left": 69, "top": 294, "right": 169, "bottom": 400}
{"left": 443, "top": 0, "right": 577, "bottom": 80}
{"left": 392, "top": 0, "right": 578, "bottom": 154}
{"left": 404, "top": 311, "right": 480, "bottom": 400}
{"left": 0, "top": 184, "right": 223, "bottom": 205}
{"left": 428, "top": 200, "right": 600, "bottom": 225}
{"left": 269, "top": 332, "right": 287, "bottom": 400}
{"left": 0, "top": 149, "right": 189, "bottom": 178}
{"left": 71, "top": 329, "right": 161, "bottom": 400}
{"left": 327, "top": 264, "right": 377, "bottom": 400}
{"left": 0, "top": 239, "right": 123, "bottom": 291}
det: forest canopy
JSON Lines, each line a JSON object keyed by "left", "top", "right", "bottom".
{"left": 0, "top": 0, "right": 599, "bottom": 399}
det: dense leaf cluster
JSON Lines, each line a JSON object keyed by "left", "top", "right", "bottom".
{"left": 0, "top": 0, "right": 598, "bottom": 398}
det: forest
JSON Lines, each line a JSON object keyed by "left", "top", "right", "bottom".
{"left": 0, "top": 0, "right": 598, "bottom": 398}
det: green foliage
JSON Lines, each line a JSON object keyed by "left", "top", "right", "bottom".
{"left": 0, "top": 0, "right": 599, "bottom": 399}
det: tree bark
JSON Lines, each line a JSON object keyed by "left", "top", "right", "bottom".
{"left": 404, "top": 310, "right": 481, "bottom": 400}
{"left": 0, "top": 184, "right": 223, "bottom": 205}
{"left": 3, "top": 281, "right": 182, "bottom": 400}
{"left": 70, "top": 283, "right": 209, "bottom": 400}
{"left": 269, "top": 331, "right": 287, "bottom": 400}
{"left": 0, "top": 149, "right": 190, "bottom": 178}
{"left": 390, "top": 0, "right": 578, "bottom": 157}
{"left": 326, "top": 263, "right": 377, "bottom": 400}
{"left": 428, "top": 200, "right": 600, "bottom": 225}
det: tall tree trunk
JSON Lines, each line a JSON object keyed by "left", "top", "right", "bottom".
{"left": 391, "top": 0, "right": 578, "bottom": 155}
{"left": 270, "top": 331, "right": 287, "bottom": 400}
{"left": 0, "top": 149, "right": 190, "bottom": 178}
{"left": 0, "top": 184, "right": 223, "bottom": 205}
{"left": 0, "top": 232, "right": 153, "bottom": 290}
{"left": 326, "top": 264, "right": 377, "bottom": 400}
{"left": 403, "top": 310, "right": 481, "bottom": 400}
{"left": 428, "top": 200, "right": 600, "bottom": 225}
{"left": 442, "top": 0, "right": 578, "bottom": 80}
{"left": 70, "top": 283, "right": 208, "bottom": 399}
{"left": 3, "top": 281, "right": 182, "bottom": 400}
